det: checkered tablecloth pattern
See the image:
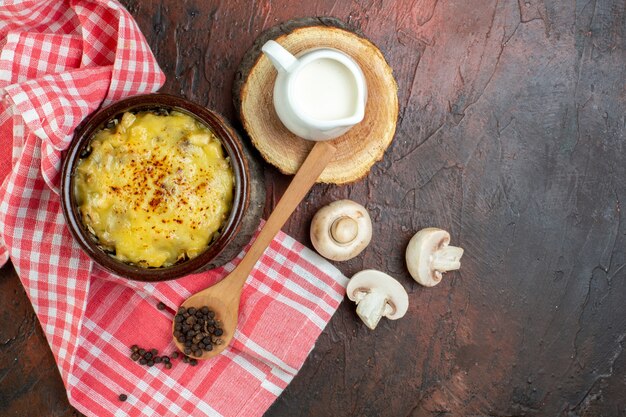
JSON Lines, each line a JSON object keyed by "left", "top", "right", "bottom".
{"left": 0, "top": 1, "right": 348, "bottom": 416}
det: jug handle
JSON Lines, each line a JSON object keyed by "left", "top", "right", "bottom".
{"left": 262, "top": 40, "right": 297, "bottom": 74}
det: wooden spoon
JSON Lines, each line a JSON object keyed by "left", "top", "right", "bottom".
{"left": 173, "top": 140, "right": 336, "bottom": 359}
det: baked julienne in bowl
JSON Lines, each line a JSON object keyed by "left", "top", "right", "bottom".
{"left": 61, "top": 94, "right": 250, "bottom": 281}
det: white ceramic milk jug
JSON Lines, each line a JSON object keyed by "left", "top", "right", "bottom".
{"left": 261, "top": 40, "right": 367, "bottom": 141}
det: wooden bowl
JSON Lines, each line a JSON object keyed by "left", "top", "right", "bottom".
{"left": 60, "top": 94, "right": 250, "bottom": 281}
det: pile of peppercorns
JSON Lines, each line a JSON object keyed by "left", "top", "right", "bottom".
{"left": 130, "top": 345, "right": 187, "bottom": 368}
{"left": 128, "top": 305, "right": 222, "bottom": 371}
{"left": 129, "top": 345, "right": 199, "bottom": 367}
{"left": 130, "top": 345, "right": 198, "bottom": 369}
{"left": 173, "top": 306, "right": 224, "bottom": 357}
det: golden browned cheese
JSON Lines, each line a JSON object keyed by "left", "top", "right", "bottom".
{"left": 74, "top": 111, "right": 234, "bottom": 268}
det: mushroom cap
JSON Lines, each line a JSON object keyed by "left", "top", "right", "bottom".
{"left": 405, "top": 227, "right": 451, "bottom": 287}
{"left": 310, "top": 199, "right": 372, "bottom": 261}
{"left": 346, "top": 269, "right": 409, "bottom": 320}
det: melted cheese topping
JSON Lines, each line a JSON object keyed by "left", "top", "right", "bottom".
{"left": 74, "top": 111, "right": 234, "bottom": 268}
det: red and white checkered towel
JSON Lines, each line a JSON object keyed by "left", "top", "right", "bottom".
{"left": 0, "top": 1, "right": 348, "bottom": 416}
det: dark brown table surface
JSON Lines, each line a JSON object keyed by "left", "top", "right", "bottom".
{"left": 2, "top": 0, "right": 625, "bottom": 416}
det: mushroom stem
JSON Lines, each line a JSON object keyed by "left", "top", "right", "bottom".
{"left": 330, "top": 216, "right": 359, "bottom": 245}
{"left": 310, "top": 200, "right": 372, "bottom": 261}
{"left": 432, "top": 245, "right": 464, "bottom": 272}
{"left": 355, "top": 290, "right": 389, "bottom": 330}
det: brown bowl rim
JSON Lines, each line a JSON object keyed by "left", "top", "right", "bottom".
{"left": 61, "top": 93, "right": 250, "bottom": 282}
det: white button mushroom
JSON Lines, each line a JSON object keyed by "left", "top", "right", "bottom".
{"left": 405, "top": 227, "right": 464, "bottom": 287}
{"left": 310, "top": 200, "right": 372, "bottom": 261}
{"left": 346, "top": 269, "right": 409, "bottom": 330}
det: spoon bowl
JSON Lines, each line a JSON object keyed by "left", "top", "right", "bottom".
{"left": 174, "top": 283, "right": 238, "bottom": 358}
{"left": 173, "top": 140, "right": 336, "bottom": 359}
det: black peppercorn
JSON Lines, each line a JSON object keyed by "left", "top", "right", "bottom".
{"left": 214, "top": 328, "right": 223, "bottom": 336}
{"left": 165, "top": 362, "right": 172, "bottom": 369}
{"left": 131, "top": 352, "right": 140, "bottom": 361}
{"left": 119, "top": 394, "right": 127, "bottom": 402}
{"left": 157, "top": 302, "right": 166, "bottom": 310}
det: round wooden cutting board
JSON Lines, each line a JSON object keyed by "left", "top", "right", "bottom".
{"left": 234, "top": 17, "right": 398, "bottom": 184}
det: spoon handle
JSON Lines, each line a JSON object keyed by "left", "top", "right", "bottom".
{"left": 225, "top": 140, "right": 336, "bottom": 293}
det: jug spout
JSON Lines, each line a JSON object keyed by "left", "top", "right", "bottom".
{"left": 262, "top": 40, "right": 297, "bottom": 73}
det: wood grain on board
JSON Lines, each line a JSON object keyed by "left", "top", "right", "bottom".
{"left": 236, "top": 18, "right": 398, "bottom": 184}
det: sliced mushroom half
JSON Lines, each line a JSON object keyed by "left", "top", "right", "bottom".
{"left": 310, "top": 200, "right": 372, "bottom": 261}
{"left": 346, "top": 269, "right": 409, "bottom": 330}
{"left": 405, "top": 227, "right": 464, "bottom": 287}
